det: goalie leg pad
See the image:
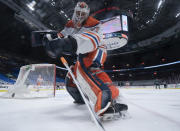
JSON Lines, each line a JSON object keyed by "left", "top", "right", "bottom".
{"left": 92, "top": 70, "right": 119, "bottom": 99}
{"left": 75, "top": 56, "right": 112, "bottom": 113}
{"left": 65, "top": 76, "right": 85, "bottom": 104}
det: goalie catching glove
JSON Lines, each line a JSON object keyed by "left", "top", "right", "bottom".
{"left": 42, "top": 34, "right": 77, "bottom": 58}
{"left": 42, "top": 31, "right": 104, "bottom": 59}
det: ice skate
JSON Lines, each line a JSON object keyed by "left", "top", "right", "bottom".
{"left": 100, "top": 103, "right": 128, "bottom": 121}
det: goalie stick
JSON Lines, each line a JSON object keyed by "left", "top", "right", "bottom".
{"left": 60, "top": 57, "right": 106, "bottom": 131}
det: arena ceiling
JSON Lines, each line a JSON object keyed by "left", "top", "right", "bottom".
{"left": 0, "top": 0, "right": 180, "bottom": 70}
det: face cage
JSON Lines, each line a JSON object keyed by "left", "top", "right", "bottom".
{"left": 72, "top": 6, "right": 90, "bottom": 26}
{"left": 75, "top": 11, "right": 88, "bottom": 21}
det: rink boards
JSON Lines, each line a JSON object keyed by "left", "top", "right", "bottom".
{"left": 1, "top": 84, "right": 180, "bottom": 93}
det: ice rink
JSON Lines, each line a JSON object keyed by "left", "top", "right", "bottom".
{"left": 0, "top": 88, "right": 180, "bottom": 131}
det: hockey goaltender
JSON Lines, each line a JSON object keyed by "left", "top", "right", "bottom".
{"left": 32, "top": 2, "right": 129, "bottom": 120}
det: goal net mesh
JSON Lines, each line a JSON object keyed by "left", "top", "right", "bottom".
{"left": 7, "top": 64, "right": 56, "bottom": 98}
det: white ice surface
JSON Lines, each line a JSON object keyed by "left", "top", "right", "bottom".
{"left": 0, "top": 88, "right": 180, "bottom": 131}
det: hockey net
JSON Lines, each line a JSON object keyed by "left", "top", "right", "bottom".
{"left": 7, "top": 64, "right": 56, "bottom": 98}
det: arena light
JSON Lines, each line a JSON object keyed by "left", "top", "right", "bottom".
{"left": 64, "top": 14, "right": 68, "bottom": 18}
{"left": 60, "top": 10, "right": 64, "bottom": 14}
{"left": 157, "top": 0, "right": 165, "bottom": 10}
{"left": 141, "top": 62, "right": 145, "bottom": 65}
{"left": 161, "top": 58, "right": 166, "bottom": 62}
{"left": 176, "top": 12, "right": 180, "bottom": 18}
{"left": 26, "top": 1, "right": 36, "bottom": 11}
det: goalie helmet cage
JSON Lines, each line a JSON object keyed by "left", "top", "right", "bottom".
{"left": 8, "top": 64, "right": 56, "bottom": 98}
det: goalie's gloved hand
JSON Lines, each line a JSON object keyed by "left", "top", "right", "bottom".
{"left": 42, "top": 34, "right": 57, "bottom": 58}
{"left": 31, "top": 30, "right": 58, "bottom": 47}
{"left": 42, "top": 34, "right": 77, "bottom": 59}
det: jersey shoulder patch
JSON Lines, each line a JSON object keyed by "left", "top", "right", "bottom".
{"left": 84, "top": 16, "right": 100, "bottom": 28}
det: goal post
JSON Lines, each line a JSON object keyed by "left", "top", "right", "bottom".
{"left": 8, "top": 64, "right": 56, "bottom": 98}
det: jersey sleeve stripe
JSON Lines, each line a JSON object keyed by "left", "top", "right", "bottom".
{"left": 86, "top": 31, "right": 101, "bottom": 42}
{"left": 83, "top": 32, "right": 99, "bottom": 46}
{"left": 81, "top": 34, "right": 97, "bottom": 50}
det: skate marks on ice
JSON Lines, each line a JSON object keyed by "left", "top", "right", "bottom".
{"left": 0, "top": 90, "right": 129, "bottom": 131}
{"left": 0, "top": 90, "right": 98, "bottom": 131}
{"left": 0, "top": 89, "right": 180, "bottom": 131}
{"left": 119, "top": 88, "right": 180, "bottom": 131}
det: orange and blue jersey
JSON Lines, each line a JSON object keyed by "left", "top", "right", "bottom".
{"left": 82, "top": 48, "right": 107, "bottom": 68}
{"left": 81, "top": 31, "right": 101, "bottom": 51}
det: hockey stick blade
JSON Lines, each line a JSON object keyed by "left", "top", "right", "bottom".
{"left": 60, "top": 57, "right": 106, "bottom": 131}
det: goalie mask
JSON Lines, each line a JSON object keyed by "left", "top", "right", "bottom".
{"left": 72, "top": 2, "right": 90, "bottom": 28}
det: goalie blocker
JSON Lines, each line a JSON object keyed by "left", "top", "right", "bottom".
{"left": 31, "top": 30, "right": 58, "bottom": 47}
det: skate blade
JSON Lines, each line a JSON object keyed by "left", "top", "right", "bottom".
{"left": 100, "top": 113, "right": 120, "bottom": 121}
{"left": 100, "top": 111, "right": 131, "bottom": 121}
